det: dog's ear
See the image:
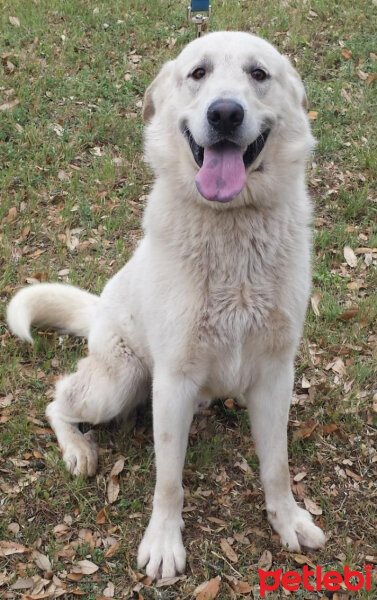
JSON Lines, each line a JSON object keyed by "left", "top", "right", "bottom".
{"left": 143, "top": 61, "right": 174, "bottom": 123}
{"left": 284, "top": 58, "right": 308, "bottom": 111}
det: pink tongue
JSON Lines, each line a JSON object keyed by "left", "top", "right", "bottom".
{"left": 195, "top": 142, "right": 246, "bottom": 202}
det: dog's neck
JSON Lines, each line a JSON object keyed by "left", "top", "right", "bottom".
{"left": 143, "top": 176, "right": 311, "bottom": 290}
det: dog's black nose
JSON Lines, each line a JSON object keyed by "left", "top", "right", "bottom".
{"left": 207, "top": 100, "right": 244, "bottom": 134}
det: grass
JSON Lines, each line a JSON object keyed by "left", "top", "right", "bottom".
{"left": 1, "top": 0, "right": 377, "bottom": 598}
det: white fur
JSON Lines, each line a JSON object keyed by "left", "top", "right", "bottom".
{"left": 7, "top": 32, "right": 325, "bottom": 579}
{"left": 7, "top": 283, "right": 98, "bottom": 343}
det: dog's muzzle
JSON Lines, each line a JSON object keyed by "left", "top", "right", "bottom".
{"left": 184, "top": 128, "right": 270, "bottom": 203}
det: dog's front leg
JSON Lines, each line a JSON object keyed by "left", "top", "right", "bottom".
{"left": 137, "top": 371, "right": 197, "bottom": 579}
{"left": 246, "top": 357, "right": 326, "bottom": 552}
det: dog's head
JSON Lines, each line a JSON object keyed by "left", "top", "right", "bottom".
{"left": 143, "top": 32, "right": 314, "bottom": 205}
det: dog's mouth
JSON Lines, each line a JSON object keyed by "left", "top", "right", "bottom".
{"left": 185, "top": 129, "right": 270, "bottom": 203}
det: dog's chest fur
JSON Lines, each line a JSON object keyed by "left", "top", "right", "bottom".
{"left": 196, "top": 211, "right": 296, "bottom": 352}
{"left": 147, "top": 195, "right": 304, "bottom": 357}
{"left": 172, "top": 204, "right": 300, "bottom": 395}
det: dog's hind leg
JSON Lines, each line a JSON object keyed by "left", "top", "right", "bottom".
{"left": 46, "top": 320, "right": 148, "bottom": 476}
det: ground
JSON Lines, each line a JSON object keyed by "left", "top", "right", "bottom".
{"left": 0, "top": 1, "right": 376, "bottom": 599}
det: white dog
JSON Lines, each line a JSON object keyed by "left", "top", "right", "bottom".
{"left": 7, "top": 31, "right": 325, "bottom": 579}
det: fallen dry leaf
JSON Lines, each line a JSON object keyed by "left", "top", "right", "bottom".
{"left": 311, "top": 291, "right": 321, "bottom": 316}
{"left": 337, "top": 308, "right": 358, "bottom": 321}
{"left": 104, "top": 540, "right": 120, "bottom": 558}
{"left": 112, "top": 156, "right": 125, "bottom": 167}
{"left": 78, "top": 528, "right": 95, "bottom": 552}
{"left": 304, "top": 497, "right": 322, "bottom": 515}
{"left": 155, "top": 575, "right": 186, "bottom": 587}
{"left": 322, "top": 423, "right": 339, "bottom": 435}
{"left": 365, "top": 555, "right": 377, "bottom": 563}
{"left": 167, "top": 37, "right": 177, "bottom": 50}
{"left": 103, "top": 581, "right": 115, "bottom": 597}
{"left": 53, "top": 523, "right": 70, "bottom": 538}
{"left": 258, "top": 549, "right": 272, "bottom": 570}
{"left": 220, "top": 538, "right": 238, "bottom": 563}
{"left": 234, "top": 458, "right": 252, "bottom": 474}
{"left": 10, "top": 458, "right": 29, "bottom": 467}
{"left": 293, "top": 420, "right": 318, "bottom": 441}
{"left": 58, "top": 169, "right": 70, "bottom": 181}
{"left": 19, "top": 593, "right": 52, "bottom": 600}
{"left": 109, "top": 456, "right": 125, "bottom": 477}
{"left": 7, "top": 206, "right": 17, "bottom": 223}
{"left": 195, "top": 577, "right": 221, "bottom": 600}
{"left": 107, "top": 476, "right": 120, "bottom": 504}
{"left": 0, "top": 98, "right": 20, "bottom": 111}
{"left": 224, "top": 398, "right": 235, "bottom": 409}
{"left": 76, "top": 559, "right": 99, "bottom": 575}
{"left": 91, "top": 146, "right": 103, "bottom": 156}
{"left": 0, "top": 395, "right": 13, "bottom": 408}
{"left": 224, "top": 575, "right": 252, "bottom": 594}
{"left": 343, "top": 245, "right": 357, "bottom": 267}
{"left": 291, "top": 553, "right": 316, "bottom": 568}
{"left": 325, "top": 356, "right": 347, "bottom": 377}
{"left": 32, "top": 550, "right": 52, "bottom": 572}
{"left": 51, "top": 123, "right": 64, "bottom": 137}
{"left": 308, "top": 110, "right": 318, "bottom": 120}
{"left": 357, "top": 69, "right": 368, "bottom": 81}
{"left": 10, "top": 577, "right": 34, "bottom": 590}
{"left": 233, "top": 532, "right": 250, "bottom": 545}
{"left": 0, "top": 540, "right": 28, "bottom": 556}
{"left": 96, "top": 507, "right": 108, "bottom": 524}
{"left": 4, "top": 60, "right": 16, "bottom": 73}
{"left": 354, "top": 246, "right": 377, "bottom": 254}
{"left": 138, "top": 575, "right": 153, "bottom": 586}
{"left": 345, "top": 468, "right": 362, "bottom": 482}
{"left": 67, "top": 573, "right": 84, "bottom": 582}
{"left": 9, "top": 16, "right": 20, "bottom": 26}
{"left": 208, "top": 517, "right": 227, "bottom": 526}
{"left": 331, "top": 357, "right": 347, "bottom": 377}
{"left": 7, "top": 522, "right": 20, "bottom": 534}
{"left": 65, "top": 229, "right": 79, "bottom": 251}
{"left": 341, "top": 87, "right": 352, "bottom": 102}
{"left": 341, "top": 49, "right": 353, "bottom": 59}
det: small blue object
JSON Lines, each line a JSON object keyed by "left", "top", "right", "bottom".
{"left": 190, "top": 0, "right": 210, "bottom": 11}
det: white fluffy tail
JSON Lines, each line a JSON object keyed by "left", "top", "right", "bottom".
{"left": 7, "top": 283, "right": 99, "bottom": 343}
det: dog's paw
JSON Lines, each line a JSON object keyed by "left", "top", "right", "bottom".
{"left": 268, "top": 504, "right": 325, "bottom": 552}
{"left": 137, "top": 517, "right": 186, "bottom": 579}
{"left": 63, "top": 430, "right": 98, "bottom": 477}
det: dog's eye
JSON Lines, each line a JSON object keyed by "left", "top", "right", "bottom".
{"left": 191, "top": 67, "right": 206, "bottom": 80}
{"left": 251, "top": 68, "right": 268, "bottom": 82}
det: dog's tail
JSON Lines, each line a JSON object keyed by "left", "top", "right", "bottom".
{"left": 7, "top": 283, "right": 100, "bottom": 344}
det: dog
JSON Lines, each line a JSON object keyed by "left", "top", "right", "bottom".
{"left": 7, "top": 31, "right": 326, "bottom": 579}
